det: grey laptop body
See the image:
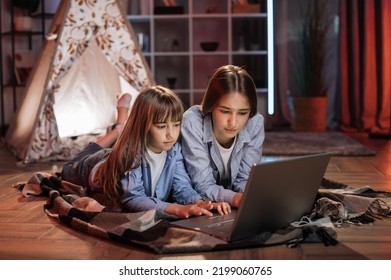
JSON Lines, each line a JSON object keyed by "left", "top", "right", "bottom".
{"left": 171, "top": 153, "right": 331, "bottom": 242}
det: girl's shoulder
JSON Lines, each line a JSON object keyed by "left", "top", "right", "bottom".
{"left": 183, "top": 105, "right": 203, "bottom": 121}
{"left": 245, "top": 113, "right": 264, "bottom": 135}
{"left": 249, "top": 112, "right": 264, "bottom": 125}
{"left": 182, "top": 106, "right": 205, "bottom": 130}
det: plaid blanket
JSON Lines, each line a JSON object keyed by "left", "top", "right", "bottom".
{"left": 15, "top": 173, "right": 391, "bottom": 254}
{"left": 317, "top": 178, "right": 391, "bottom": 224}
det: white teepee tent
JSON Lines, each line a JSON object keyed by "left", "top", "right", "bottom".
{"left": 5, "top": 0, "right": 153, "bottom": 163}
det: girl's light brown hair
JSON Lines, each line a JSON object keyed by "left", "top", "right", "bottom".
{"left": 94, "top": 85, "right": 184, "bottom": 209}
{"left": 201, "top": 65, "right": 257, "bottom": 117}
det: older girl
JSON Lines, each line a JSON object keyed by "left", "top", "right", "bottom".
{"left": 181, "top": 65, "right": 265, "bottom": 208}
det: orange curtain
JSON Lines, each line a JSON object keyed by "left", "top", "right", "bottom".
{"left": 340, "top": 0, "right": 391, "bottom": 133}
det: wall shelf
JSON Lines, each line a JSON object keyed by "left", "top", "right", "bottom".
{"left": 0, "top": 0, "right": 54, "bottom": 135}
{"left": 1, "top": 0, "right": 271, "bottom": 135}
{"left": 127, "top": 0, "right": 270, "bottom": 108}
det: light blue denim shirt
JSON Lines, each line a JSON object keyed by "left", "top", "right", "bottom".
{"left": 121, "top": 142, "right": 202, "bottom": 212}
{"left": 181, "top": 105, "right": 265, "bottom": 205}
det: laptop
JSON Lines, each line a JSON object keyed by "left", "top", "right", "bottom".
{"left": 171, "top": 153, "right": 331, "bottom": 242}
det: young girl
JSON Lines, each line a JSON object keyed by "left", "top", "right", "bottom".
{"left": 61, "top": 86, "right": 230, "bottom": 218}
{"left": 181, "top": 65, "right": 265, "bottom": 208}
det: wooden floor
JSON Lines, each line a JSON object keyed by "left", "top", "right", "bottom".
{"left": 0, "top": 132, "right": 390, "bottom": 260}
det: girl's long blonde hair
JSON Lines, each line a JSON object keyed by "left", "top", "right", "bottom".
{"left": 94, "top": 85, "right": 184, "bottom": 209}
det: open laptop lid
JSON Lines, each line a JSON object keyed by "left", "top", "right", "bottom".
{"left": 171, "top": 153, "right": 331, "bottom": 242}
{"left": 228, "top": 152, "right": 331, "bottom": 241}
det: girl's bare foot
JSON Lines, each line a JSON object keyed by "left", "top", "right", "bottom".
{"left": 116, "top": 93, "right": 132, "bottom": 126}
{"left": 117, "top": 93, "right": 132, "bottom": 109}
{"left": 106, "top": 93, "right": 132, "bottom": 134}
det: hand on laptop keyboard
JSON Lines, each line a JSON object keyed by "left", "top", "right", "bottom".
{"left": 210, "top": 202, "right": 231, "bottom": 216}
{"left": 197, "top": 200, "right": 231, "bottom": 216}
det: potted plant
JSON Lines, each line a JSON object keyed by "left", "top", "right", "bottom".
{"left": 289, "top": 0, "right": 333, "bottom": 131}
{"left": 12, "top": 0, "right": 40, "bottom": 31}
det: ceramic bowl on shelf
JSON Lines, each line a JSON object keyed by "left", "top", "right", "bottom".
{"left": 200, "top": 41, "right": 219, "bottom": 52}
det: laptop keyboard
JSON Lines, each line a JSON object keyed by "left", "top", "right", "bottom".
{"left": 207, "top": 219, "right": 234, "bottom": 232}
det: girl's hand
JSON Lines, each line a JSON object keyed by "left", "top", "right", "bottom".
{"left": 195, "top": 200, "right": 213, "bottom": 210}
{"left": 196, "top": 200, "right": 231, "bottom": 215}
{"left": 211, "top": 202, "right": 231, "bottom": 216}
{"left": 165, "top": 203, "right": 213, "bottom": 219}
{"left": 232, "top": 193, "right": 243, "bottom": 208}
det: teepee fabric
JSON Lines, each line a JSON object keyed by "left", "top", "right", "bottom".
{"left": 5, "top": 0, "right": 153, "bottom": 163}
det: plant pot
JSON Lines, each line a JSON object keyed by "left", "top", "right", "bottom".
{"left": 290, "top": 96, "right": 327, "bottom": 131}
